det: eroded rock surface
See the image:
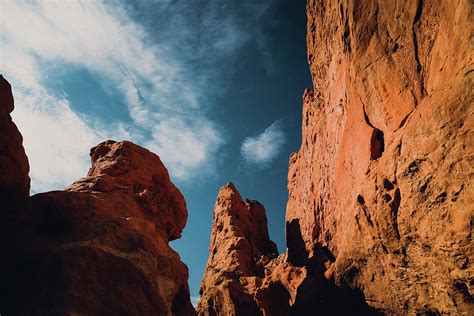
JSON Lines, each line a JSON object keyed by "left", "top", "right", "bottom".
{"left": 286, "top": 0, "right": 473, "bottom": 314}
{"left": 199, "top": 0, "right": 473, "bottom": 315}
{"left": 2, "top": 78, "right": 195, "bottom": 315}
{"left": 197, "top": 183, "right": 376, "bottom": 315}
{"left": 197, "top": 183, "right": 280, "bottom": 315}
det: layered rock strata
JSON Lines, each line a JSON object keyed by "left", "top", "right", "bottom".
{"left": 2, "top": 76, "right": 195, "bottom": 315}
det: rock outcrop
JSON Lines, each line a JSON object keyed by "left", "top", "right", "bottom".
{"left": 2, "top": 76, "right": 195, "bottom": 315}
{"left": 199, "top": 0, "right": 473, "bottom": 315}
{"left": 197, "top": 183, "right": 376, "bottom": 315}
{"left": 197, "top": 183, "right": 279, "bottom": 315}
{"left": 287, "top": 0, "right": 473, "bottom": 314}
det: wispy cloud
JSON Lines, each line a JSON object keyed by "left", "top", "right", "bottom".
{"left": 241, "top": 120, "right": 286, "bottom": 166}
{"left": 0, "top": 0, "right": 277, "bottom": 193}
{"left": 0, "top": 0, "right": 211, "bottom": 192}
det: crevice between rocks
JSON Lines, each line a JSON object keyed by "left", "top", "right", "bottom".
{"left": 362, "top": 103, "right": 385, "bottom": 160}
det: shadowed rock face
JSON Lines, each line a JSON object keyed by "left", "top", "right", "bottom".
{"left": 1, "top": 74, "right": 31, "bottom": 315}
{"left": 2, "top": 76, "right": 195, "bottom": 315}
{"left": 199, "top": 0, "right": 472, "bottom": 315}
{"left": 0, "top": 75, "right": 30, "bottom": 204}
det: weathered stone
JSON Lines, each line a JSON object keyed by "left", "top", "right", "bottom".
{"left": 286, "top": 0, "right": 473, "bottom": 314}
{"left": 199, "top": 0, "right": 473, "bottom": 314}
{"left": 197, "top": 183, "right": 278, "bottom": 315}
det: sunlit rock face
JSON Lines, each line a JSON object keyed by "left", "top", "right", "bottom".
{"left": 199, "top": 0, "right": 472, "bottom": 315}
{"left": 197, "top": 183, "right": 376, "bottom": 315}
{"left": 196, "top": 182, "right": 280, "bottom": 315}
{"left": 2, "top": 78, "right": 195, "bottom": 315}
{"left": 287, "top": 0, "right": 473, "bottom": 314}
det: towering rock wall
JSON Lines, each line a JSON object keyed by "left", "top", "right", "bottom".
{"left": 287, "top": 0, "right": 473, "bottom": 314}
{"left": 199, "top": 0, "right": 473, "bottom": 315}
{"left": 2, "top": 76, "right": 195, "bottom": 315}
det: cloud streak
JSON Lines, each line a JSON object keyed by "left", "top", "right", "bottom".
{"left": 241, "top": 120, "right": 286, "bottom": 166}
{"left": 0, "top": 0, "right": 277, "bottom": 193}
{"left": 0, "top": 0, "right": 222, "bottom": 192}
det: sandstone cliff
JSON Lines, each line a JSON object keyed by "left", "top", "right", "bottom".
{"left": 2, "top": 76, "right": 195, "bottom": 315}
{"left": 199, "top": 0, "right": 473, "bottom": 315}
{"left": 287, "top": 0, "right": 473, "bottom": 313}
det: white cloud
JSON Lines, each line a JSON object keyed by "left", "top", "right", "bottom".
{"left": 0, "top": 0, "right": 223, "bottom": 192}
{"left": 11, "top": 90, "right": 102, "bottom": 194}
{"left": 241, "top": 120, "right": 286, "bottom": 166}
{"left": 145, "top": 118, "right": 222, "bottom": 180}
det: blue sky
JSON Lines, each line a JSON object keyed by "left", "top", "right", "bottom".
{"left": 0, "top": 0, "right": 310, "bottom": 304}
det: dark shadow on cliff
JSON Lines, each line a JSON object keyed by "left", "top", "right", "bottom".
{"left": 286, "top": 228, "right": 381, "bottom": 316}
{"left": 286, "top": 219, "right": 309, "bottom": 267}
{"left": 290, "top": 275, "right": 382, "bottom": 316}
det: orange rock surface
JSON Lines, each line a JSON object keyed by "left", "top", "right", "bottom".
{"left": 197, "top": 183, "right": 377, "bottom": 315}
{"left": 197, "top": 183, "right": 279, "bottom": 315}
{"left": 287, "top": 0, "right": 473, "bottom": 314}
{"left": 199, "top": 0, "right": 473, "bottom": 315}
{"left": 11, "top": 140, "right": 195, "bottom": 315}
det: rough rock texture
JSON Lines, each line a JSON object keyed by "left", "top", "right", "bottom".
{"left": 286, "top": 0, "right": 473, "bottom": 314}
{"left": 197, "top": 183, "right": 279, "bottom": 315}
{"left": 2, "top": 79, "right": 195, "bottom": 315}
{"left": 197, "top": 183, "right": 376, "bottom": 316}
{"left": 199, "top": 0, "right": 473, "bottom": 315}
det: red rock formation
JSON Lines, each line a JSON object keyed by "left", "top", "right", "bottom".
{"left": 1, "top": 77, "right": 195, "bottom": 314}
{"left": 10, "top": 140, "right": 195, "bottom": 315}
{"left": 199, "top": 0, "right": 473, "bottom": 315}
{"left": 197, "top": 183, "right": 375, "bottom": 315}
{"left": 197, "top": 183, "right": 279, "bottom": 315}
{"left": 286, "top": 0, "right": 473, "bottom": 314}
